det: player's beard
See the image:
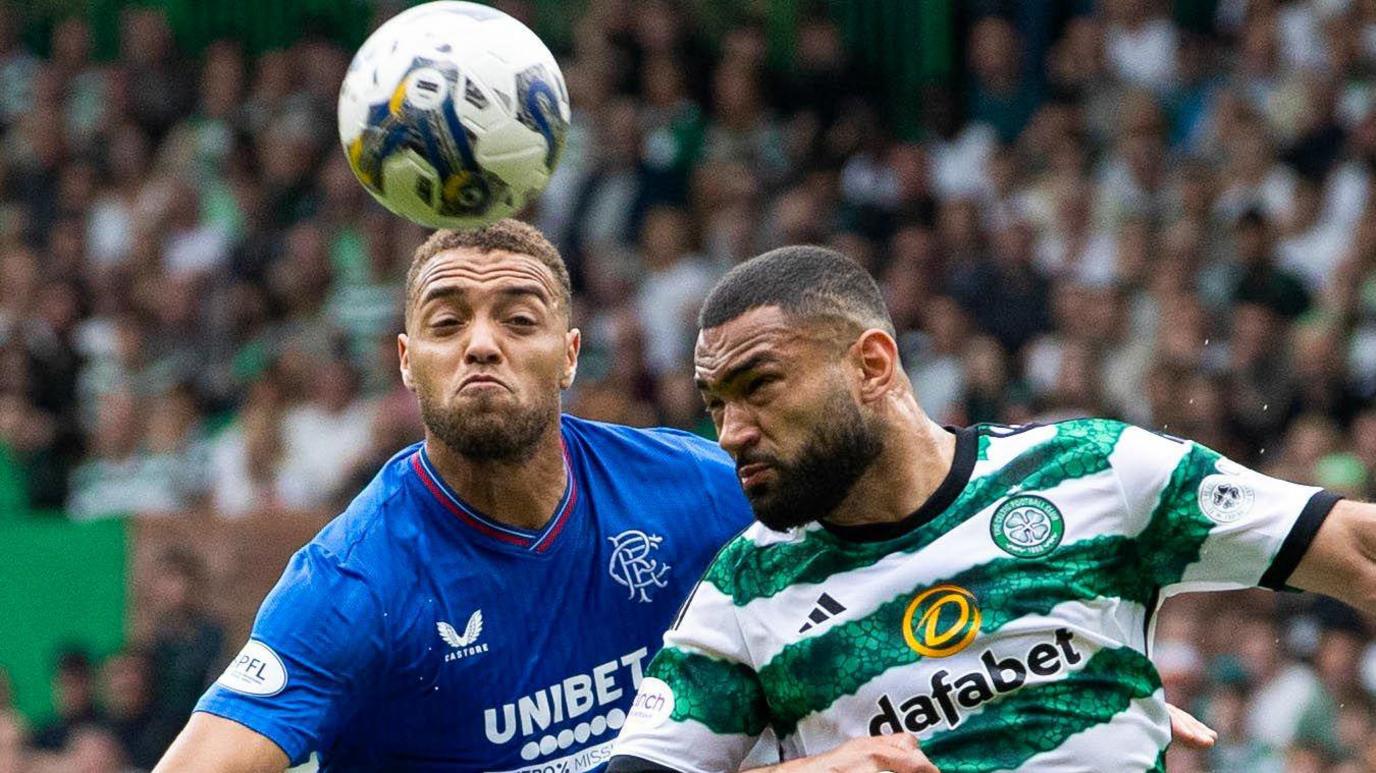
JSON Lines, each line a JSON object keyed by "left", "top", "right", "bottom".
{"left": 417, "top": 382, "right": 558, "bottom": 464}
{"left": 744, "top": 390, "right": 885, "bottom": 531}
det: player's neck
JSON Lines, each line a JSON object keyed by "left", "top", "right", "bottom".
{"left": 822, "top": 415, "right": 956, "bottom": 530}
{"left": 423, "top": 427, "right": 569, "bottom": 532}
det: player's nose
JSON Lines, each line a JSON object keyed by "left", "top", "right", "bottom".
{"left": 716, "top": 404, "right": 759, "bottom": 457}
{"left": 462, "top": 317, "right": 503, "bottom": 365}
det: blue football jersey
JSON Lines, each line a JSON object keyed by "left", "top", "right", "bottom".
{"left": 195, "top": 415, "right": 752, "bottom": 772}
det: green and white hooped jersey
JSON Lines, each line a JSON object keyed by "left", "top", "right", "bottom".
{"left": 612, "top": 419, "right": 1341, "bottom": 773}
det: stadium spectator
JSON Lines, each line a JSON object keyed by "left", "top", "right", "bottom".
{"left": 208, "top": 372, "right": 287, "bottom": 516}
{"left": 30, "top": 648, "right": 106, "bottom": 752}
{"left": 634, "top": 205, "right": 724, "bottom": 375}
{"left": 67, "top": 390, "right": 180, "bottom": 518}
{"left": 274, "top": 354, "right": 374, "bottom": 510}
{"left": 0, "top": 6, "right": 37, "bottom": 131}
{"left": 57, "top": 722, "right": 137, "bottom": 773}
{"left": 100, "top": 647, "right": 163, "bottom": 770}
{"left": 948, "top": 218, "right": 1052, "bottom": 355}
{"left": 143, "top": 550, "right": 223, "bottom": 743}
{"left": 0, "top": 707, "right": 27, "bottom": 773}
{"left": 966, "top": 16, "right": 1038, "bottom": 144}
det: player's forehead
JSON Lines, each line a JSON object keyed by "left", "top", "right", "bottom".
{"left": 415, "top": 247, "right": 559, "bottom": 303}
{"left": 694, "top": 306, "right": 806, "bottom": 387}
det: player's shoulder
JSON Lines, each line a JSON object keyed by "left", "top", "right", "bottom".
{"left": 561, "top": 414, "right": 752, "bottom": 537}
{"left": 695, "top": 520, "right": 809, "bottom": 582}
{"left": 733, "top": 521, "right": 803, "bottom": 552}
{"left": 971, "top": 418, "right": 1201, "bottom": 483}
{"left": 561, "top": 414, "right": 734, "bottom": 476}
{"left": 676, "top": 519, "right": 830, "bottom": 608}
{"left": 970, "top": 417, "right": 1142, "bottom": 464}
{"left": 970, "top": 416, "right": 1132, "bottom": 441}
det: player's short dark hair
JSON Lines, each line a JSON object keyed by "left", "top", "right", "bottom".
{"left": 698, "top": 245, "right": 895, "bottom": 337}
{"left": 405, "top": 219, "right": 572, "bottom": 327}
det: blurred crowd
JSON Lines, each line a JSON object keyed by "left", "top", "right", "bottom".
{"left": 0, "top": 550, "right": 222, "bottom": 773}
{"left": 3, "top": 0, "right": 1376, "bottom": 769}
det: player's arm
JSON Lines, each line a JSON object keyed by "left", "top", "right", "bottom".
{"left": 747, "top": 736, "right": 939, "bottom": 773}
{"left": 767, "top": 716, "right": 1214, "bottom": 770}
{"left": 1167, "top": 703, "right": 1217, "bottom": 749}
{"left": 609, "top": 639, "right": 768, "bottom": 772}
{"left": 154, "top": 543, "right": 387, "bottom": 769}
{"left": 612, "top": 707, "right": 1213, "bottom": 773}
{"left": 153, "top": 713, "right": 289, "bottom": 773}
{"left": 612, "top": 734, "right": 938, "bottom": 773}
{"left": 613, "top": 707, "right": 1214, "bottom": 773}
{"left": 611, "top": 538, "right": 771, "bottom": 773}
{"left": 1286, "top": 500, "right": 1376, "bottom": 615}
{"left": 1110, "top": 424, "right": 1343, "bottom": 595}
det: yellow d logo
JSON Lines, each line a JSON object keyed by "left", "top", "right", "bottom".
{"left": 902, "top": 584, "right": 981, "bottom": 657}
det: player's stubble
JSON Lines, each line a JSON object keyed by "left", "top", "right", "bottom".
{"left": 415, "top": 375, "right": 558, "bottom": 464}
{"left": 743, "top": 384, "right": 885, "bottom": 531}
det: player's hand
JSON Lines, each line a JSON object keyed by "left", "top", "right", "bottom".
{"left": 761, "top": 734, "right": 939, "bottom": 773}
{"left": 1166, "top": 703, "right": 1216, "bottom": 749}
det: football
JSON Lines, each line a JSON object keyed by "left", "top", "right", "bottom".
{"left": 337, "top": 1, "right": 570, "bottom": 229}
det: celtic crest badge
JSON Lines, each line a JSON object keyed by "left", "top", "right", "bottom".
{"left": 990, "top": 495, "right": 1065, "bottom": 558}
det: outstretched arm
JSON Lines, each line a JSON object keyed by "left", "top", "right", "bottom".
{"left": 1287, "top": 500, "right": 1376, "bottom": 615}
{"left": 611, "top": 709, "right": 1215, "bottom": 773}
{"left": 611, "top": 735, "right": 939, "bottom": 773}
{"left": 1167, "top": 703, "right": 1217, "bottom": 749}
{"left": 747, "top": 735, "right": 939, "bottom": 773}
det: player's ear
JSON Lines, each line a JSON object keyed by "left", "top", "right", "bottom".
{"left": 560, "top": 328, "right": 581, "bottom": 389}
{"left": 398, "top": 333, "right": 415, "bottom": 391}
{"left": 853, "top": 328, "right": 898, "bottom": 403}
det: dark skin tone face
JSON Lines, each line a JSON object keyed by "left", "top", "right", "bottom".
{"left": 695, "top": 306, "right": 885, "bottom": 529}
{"left": 696, "top": 309, "right": 829, "bottom": 486}
{"left": 399, "top": 247, "right": 579, "bottom": 465}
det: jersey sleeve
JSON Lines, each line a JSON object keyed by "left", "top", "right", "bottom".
{"left": 194, "top": 543, "right": 387, "bottom": 765}
{"left": 1110, "top": 425, "right": 1342, "bottom": 594}
{"left": 652, "top": 427, "right": 756, "bottom": 538}
{"left": 611, "top": 554, "right": 771, "bottom": 773}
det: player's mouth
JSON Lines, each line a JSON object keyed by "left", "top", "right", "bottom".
{"left": 459, "top": 374, "right": 509, "bottom": 393}
{"left": 737, "top": 462, "right": 773, "bottom": 489}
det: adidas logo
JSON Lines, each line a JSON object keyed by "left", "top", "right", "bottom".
{"left": 799, "top": 593, "right": 847, "bottom": 633}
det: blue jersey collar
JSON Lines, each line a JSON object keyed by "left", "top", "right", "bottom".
{"left": 410, "top": 442, "right": 578, "bottom": 554}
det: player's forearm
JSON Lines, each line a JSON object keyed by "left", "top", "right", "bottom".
{"left": 744, "top": 760, "right": 813, "bottom": 773}
{"left": 153, "top": 712, "right": 290, "bottom": 773}
{"left": 745, "top": 735, "right": 939, "bottom": 773}
{"left": 1288, "top": 499, "right": 1376, "bottom": 616}
{"left": 744, "top": 756, "right": 851, "bottom": 773}
{"left": 607, "top": 755, "right": 883, "bottom": 773}
{"left": 743, "top": 760, "right": 894, "bottom": 773}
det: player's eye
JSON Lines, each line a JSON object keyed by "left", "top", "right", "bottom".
{"left": 507, "top": 315, "right": 537, "bottom": 327}
{"left": 745, "top": 375, "right": 778, "bottom": 399}
{"left": 432, "top": 317, "right": 461, "bottom": 331}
